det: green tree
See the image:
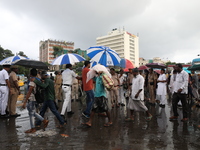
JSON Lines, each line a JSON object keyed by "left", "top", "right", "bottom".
{"left": 18, "top": 51, "right": 28, "bottom": 58}
{"left": 53, "top": 46, "right": 64, "bottom": 58}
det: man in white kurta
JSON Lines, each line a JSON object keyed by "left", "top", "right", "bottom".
{"left": 126, "top": 68, "right": 152, "bottom": 121}
{"left": 156, "top": 69, "right": 167, "bottom": 107}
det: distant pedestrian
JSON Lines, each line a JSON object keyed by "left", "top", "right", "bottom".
{"left": 50, "top": 73, "right": 54, "bottom": 81}
{"left": 54, "top": 71, "right": 62, "bottom": 102}
{"left": 118, "top": 69, "right": 126, "bottom": 106}
{"left": 169, "top": 64, "right": 189, "bottom": 122}
{"left": 8, "top": 65, "right": 21, "bottom": 117}
{"left": 156, "top": 69, "right": 167, "bottom": 108}
{"left": 110, "top": 68, "right": 120, "bottom": 108}
{"left": 0, "top": 65, "right": 11, "bottom": 118}
{"left": 22, "top": 68, "right": 49, "bottom": 133}
{"left": 148, "top": 68, "right": 157, "bottom": 105}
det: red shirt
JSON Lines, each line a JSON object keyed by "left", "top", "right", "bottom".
{"left": 82, "top": 67, "right": 93, "bottom": 91}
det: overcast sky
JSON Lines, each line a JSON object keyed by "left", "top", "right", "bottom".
{"left": 0, "top": 0, "right": 200, "bottom": 63}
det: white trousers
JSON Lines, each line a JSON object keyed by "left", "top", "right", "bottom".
{"left": 61, "top": 86, "right": 71, "bottom": 115}
{"left": 118, "top": 86, "right": 125, "bottom": 104}
{"left": 0, "top": 86, "right": 9, "bottom": 115}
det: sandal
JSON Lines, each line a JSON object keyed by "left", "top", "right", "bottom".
{"left": 145, "top": 115, "right": 152, "bottom": 121}
{"left": 104, "top": 122, "right": 113, "bottom": 127}
{"left": 56, "top": 123, "right": 67, "bottom": 128}
{"left": 125, "top": 118, "right": 134, "bottom": 122}
{"left": 82, "top": 122, "right": 91, "bottom": 127}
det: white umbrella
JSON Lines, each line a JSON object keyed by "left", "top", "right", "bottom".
{"left": 51, "top": 53, "right": 85, "bottom": 65}
{"left": 0, "top": 55, "right": 29, "bottom": 65}
{"left": 86, "top": 64, "right": 111, "bottom": 83}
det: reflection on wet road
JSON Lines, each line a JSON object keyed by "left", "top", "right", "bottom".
{"left": 1, "top": 86, "right": 200, "bottom": 149}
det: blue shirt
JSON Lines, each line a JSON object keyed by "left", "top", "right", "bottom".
{"left": 94, "top": 75, "right": 106, "bottom": 98}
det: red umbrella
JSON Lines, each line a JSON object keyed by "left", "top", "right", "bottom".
{"left": 138, "top": 65, "right": 148, "bottom": 70}
{"left": 154, "top": 70, "right": 161, "bottom": 74}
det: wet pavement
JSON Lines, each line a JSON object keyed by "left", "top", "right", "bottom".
{"left": 1, "top": 87, "right": 200, "bottom": 150}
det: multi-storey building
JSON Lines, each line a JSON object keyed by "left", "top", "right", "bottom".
{"left": 96, "top": 28, "right": 139, "bottom": 67}
{"left": 39, "top": 39, "right": 74, "bottom": 64}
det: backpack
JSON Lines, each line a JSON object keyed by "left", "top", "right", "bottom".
{"left": 33, "top": 78, "right": 45, "bottom": 103}
{"left": 102, "top": 73, "right": 114, "bottom": 90}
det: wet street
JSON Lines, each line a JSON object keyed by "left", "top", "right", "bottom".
{"left": 1, "top": 86, "right": 200, "bottom": 150}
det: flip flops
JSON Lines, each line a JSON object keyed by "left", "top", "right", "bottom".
{"left": 104, "top": 122, "right": 113, "bottom": 127}
{"left": 82, "top": 122, "right": 92, "bottom": 127}
{"left": 125, "top": 118, "right": 134, "bottom": 122}
{"left": 145, "top": 115, "right": 152, "bottom": 121}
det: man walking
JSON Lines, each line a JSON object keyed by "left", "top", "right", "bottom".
{"left": 126, "top": 68, "right": 152, "bottom": 121}
{"left": 169, "top": 64, "right": 189, "bottom": 122}
{"left": 61, "top": 64, "right": 80, "bottom": 119}
{"left": 0, "top": 65, "right": 12, "bottom": 117}
{"left": 8, "top": 65, "right": 21, "bottom": 117}
{"left": 33, "top": 71, "right": 66, "bottom": 128}
{"left": 82, "top": 61, "right": 94, "bottom": 118}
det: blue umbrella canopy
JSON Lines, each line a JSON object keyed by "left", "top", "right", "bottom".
{"left": 87, "top": 46, "right": 121, "bottom": 67}
{"left": 51, "top": 53, "right": 85, "bottom": 65}
{"left": 0, "top": 55, "right": 29, "bottom": 65}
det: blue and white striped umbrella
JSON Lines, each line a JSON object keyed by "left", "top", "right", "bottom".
{"left": 51, "top": 53, "right": 85, "bottom": 65}
{"left": 0, "top": 55, "right": 29, "bottom": 65}
{"left": 87, "top": 46, "right": 121, "bottom": 67}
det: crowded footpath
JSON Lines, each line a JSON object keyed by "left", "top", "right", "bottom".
{"left": 1, "top": 61, "right": 200, "bottom": 136}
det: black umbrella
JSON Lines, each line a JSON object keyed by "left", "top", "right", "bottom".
{"left": 12, "top": 59, "right": 49, "bottom": 70}
{"left": 146, "top": 63, "right": 166, "bottom": 69}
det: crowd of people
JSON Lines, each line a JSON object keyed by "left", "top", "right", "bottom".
{"left": 0, "top": 62, "right": 200, "bottom": 133}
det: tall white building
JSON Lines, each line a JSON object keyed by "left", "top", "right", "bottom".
{"left": 96, "top": 28, "right": 139, "bottom": 67}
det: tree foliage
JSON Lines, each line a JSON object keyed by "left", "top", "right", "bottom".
{"left": 0, "top": 45, "right": 14, "bottom": 60}
{"left": 53, "top": 46, "right": 64, "bottom": 58}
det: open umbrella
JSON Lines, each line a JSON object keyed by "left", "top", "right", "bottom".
{"left": 188, "top": 64, "right": 200, "bottom": 71}
{"left": 138, "top": 65, "right": 148, "bottom": 70}
{"left": 87, "top": 46, "right": 121, "bottom": 67}
{"left": 116, "top": 58, "right": 134, "bottom": 68}
{"left": 86, "top": 64, "right": 111, "bottom": 83}
{"left": 12, "top": 59, "right": 48, "bottom": 70}
{"left": 146, "top": 63, "right": 166, "bottom": 69}
{"left": 51, "top": 53, "right": 85, "bottom": 65}
{"left": 0, "top": 55, "right": 29, "bottom": 65}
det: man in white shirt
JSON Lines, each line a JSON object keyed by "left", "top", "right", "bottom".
{"left": 0, "top": 65, "right": 12, "bottom": 117}
{"left": 126, "top": 68, "right": 152, "bottom": 121}
{"left": 169, "top": 64, "right": 189, "bottom": 122}
{"left": 61, "top": 64, "right": 80, "bottom": 119}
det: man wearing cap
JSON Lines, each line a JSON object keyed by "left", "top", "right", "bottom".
{"left": 61, "top": 64, "right": 81, "bottom": 119}
{"left": 32, "top": 71, "right": 66, "bottom": 128}
{"left": 8, "top": 65, "right": 21, "bottom": 117}
{"left": 126, "top": 68, "right": 152, "bottom": 121}
{"left": 54, "top": 71, "right": 62, "bottom": 102}
{"left": 0, "top": 65, "right": 12, "bottom": 117}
